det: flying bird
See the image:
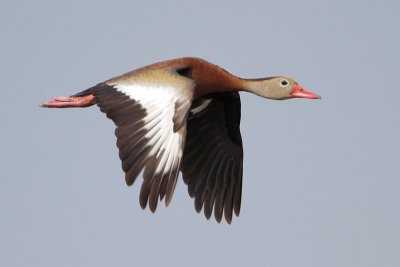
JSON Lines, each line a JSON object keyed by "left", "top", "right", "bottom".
{"left": 42, "top": 57, "right": 320, "bottom": 223}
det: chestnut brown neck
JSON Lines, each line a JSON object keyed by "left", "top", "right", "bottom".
{"left": 135, "top": 57, "right": 244, "bottom": 98}
{"left": 133, "top": 57, "right": 273, "bottom": 98}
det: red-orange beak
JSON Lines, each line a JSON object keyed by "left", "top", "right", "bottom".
{"left": 290, "top": 83, "right": 321, "bottom": 99}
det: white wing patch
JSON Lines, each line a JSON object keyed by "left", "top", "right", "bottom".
{"left": 112, "top": 83, "right": 184, "bottom": 182}
{"left": 93, "top": 68, "right": 195, "bottom": 211}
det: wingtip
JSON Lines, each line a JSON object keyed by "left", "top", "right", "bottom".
{"left": 149, "top": 205, "right": 157, "bottom": 213}
{"left": 139, "top": 197, "right": 148, "bottom": 210}
{"left": 165, "top": 195, "right": 173, "bottom": 207}
{"left": 234, "top": 208, "right": 241, "bottom": 217}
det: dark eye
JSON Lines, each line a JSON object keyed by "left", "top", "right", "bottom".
{"left": 279, "top": 79, "right": 289, "bottom": 87}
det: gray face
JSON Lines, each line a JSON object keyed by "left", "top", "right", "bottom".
{"left": 257, "top": 76, "right": 297, "bottom": 100}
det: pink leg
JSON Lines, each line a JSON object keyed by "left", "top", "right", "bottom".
{"left": 41, "top": 94, "right": 95, "bottom": 108}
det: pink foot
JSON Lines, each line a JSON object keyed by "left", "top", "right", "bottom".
{"left": 41, "top": 94, "right": 95, "bottom": 108}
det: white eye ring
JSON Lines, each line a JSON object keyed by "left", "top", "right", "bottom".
{"left": 279, "top": 79, "right": 289, "bottom": 87}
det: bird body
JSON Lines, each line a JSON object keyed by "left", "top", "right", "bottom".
{"left": 42, "top": 57, "right": 320, "bottom": 223}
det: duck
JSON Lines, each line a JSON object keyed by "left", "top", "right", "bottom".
{"left": 42, "top": 57, "right": 320, "bottom": 223}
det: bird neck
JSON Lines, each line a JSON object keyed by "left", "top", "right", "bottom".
{"left": 240, "top": 79, "right": 276, "bottom": 99}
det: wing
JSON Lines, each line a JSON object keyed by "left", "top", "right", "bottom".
{"left": 91, "top": 68, "right": 194, "bottom": 212}
{"left": 180, "top": 92, "right": 243, "bottom": 224}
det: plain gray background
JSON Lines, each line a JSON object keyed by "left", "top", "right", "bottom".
{"left": 1, "top": 0, "right": 399, "bottom": 266}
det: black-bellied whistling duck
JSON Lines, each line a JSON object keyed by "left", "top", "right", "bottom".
{"left": 42, "top": 57, "right": 320, "bottom": 223}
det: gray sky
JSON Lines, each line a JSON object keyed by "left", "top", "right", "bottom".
{"left": 1, "top": 0, "right": 399, "bottom": 266}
